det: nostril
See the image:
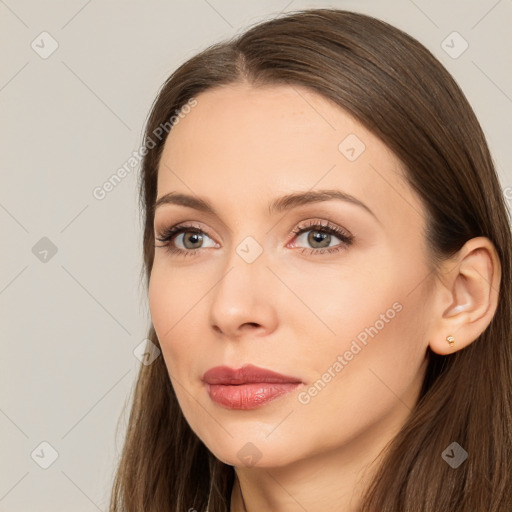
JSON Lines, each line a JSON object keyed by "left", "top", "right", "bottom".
{"left": 245, "top": 322, "right": 260, "bottom": 328}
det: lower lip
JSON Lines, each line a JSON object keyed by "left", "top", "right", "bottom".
{"left": 206, "top": 382, "right": 301, "bottom": 409}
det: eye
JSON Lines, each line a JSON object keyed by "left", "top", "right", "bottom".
{"left": 289, "top": 220, "right": 354, "bottom": 255}
{"left": 154, "top": 223, "right": 218, "bottom": 257}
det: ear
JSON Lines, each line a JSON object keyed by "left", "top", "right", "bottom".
{"left": 428, "top": 236, "right": 501, "bottom": 355}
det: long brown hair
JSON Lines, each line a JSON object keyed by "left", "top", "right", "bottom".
{"left": 109, "top": 8, "right": 512, "bottom": 511}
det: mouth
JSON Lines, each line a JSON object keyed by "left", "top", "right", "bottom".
{"left": 202, "top": 364, "right": 303, "bottom": 410}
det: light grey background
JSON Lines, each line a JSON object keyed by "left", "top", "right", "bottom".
{"left": 1, "top": 1, "right": 510, "bottom": 510}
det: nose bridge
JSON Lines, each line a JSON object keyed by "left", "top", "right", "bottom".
{"left": 214, "top": 233, "right": 267, "bottom": 307}
{"left": 218, "top": 214, "right": 268, "bottom": 279}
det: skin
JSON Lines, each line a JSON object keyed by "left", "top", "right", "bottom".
{"left": 148, "top": 83, "right": 500, "bottom": 511}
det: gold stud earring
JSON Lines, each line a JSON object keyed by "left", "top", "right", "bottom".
{"left": 446, "top": 335, "right": 455, "bottom": 349}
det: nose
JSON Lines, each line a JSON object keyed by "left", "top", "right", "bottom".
{"left": 208, "top": 251, "right": 278, "bottom": 340}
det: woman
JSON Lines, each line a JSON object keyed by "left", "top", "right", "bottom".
{"left": 109, "top": 8, "right": 512, "bottom": 512}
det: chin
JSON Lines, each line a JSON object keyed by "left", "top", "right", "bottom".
{"left": 198, "top": 429, "right": 302, "bottom": 469}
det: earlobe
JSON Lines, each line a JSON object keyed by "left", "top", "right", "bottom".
{"left": 428, "top": 237, "right": 501, "bottom": 355}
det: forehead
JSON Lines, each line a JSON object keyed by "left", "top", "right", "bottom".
{"left": 156, "top": 83, "right": 424, "bottom": 229}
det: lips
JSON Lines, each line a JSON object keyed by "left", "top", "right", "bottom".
{"left": 202, "top": 364, "right": 303, "bottom": 409}
{"left": 202, "top": 364, "right": 302, "bottom": 385}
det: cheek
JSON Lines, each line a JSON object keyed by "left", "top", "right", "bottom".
{"left": 148, "top": 261, "right": 231, "bottom": 394}
{"left": 148, "top": 262, "right": 201, "bottom": 330}
{"left": 289, "top": 293, "right": 428, "bottom": 455}
{"left": 148, "top": 265, "right": 221, "bottom": 440}
{"left": 276, "top": 257, "right": 393, "bottom": 363}
{"left": 148, "top": 266, "right": 199, "bottom": 368}
{"left": 294, "top": 257, "right": 430, "bottom": 408}
{"left": 148, "top": 268, "right": 173, "bottom": 340}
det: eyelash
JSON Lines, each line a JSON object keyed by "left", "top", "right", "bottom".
{"left": 154, "top": 220, "right": 354, "bottom": 258}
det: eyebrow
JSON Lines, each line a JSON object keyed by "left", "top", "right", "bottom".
{"left": 153, "top": 189, "right": 378, "bottom": 222}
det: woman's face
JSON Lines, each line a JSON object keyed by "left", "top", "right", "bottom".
{"left": 149, "top": 83, "right": 435, "bottom": 468}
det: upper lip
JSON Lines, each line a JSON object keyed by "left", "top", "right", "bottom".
{"left": 202, "top": 364, "right": 302, "bottom": 385}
